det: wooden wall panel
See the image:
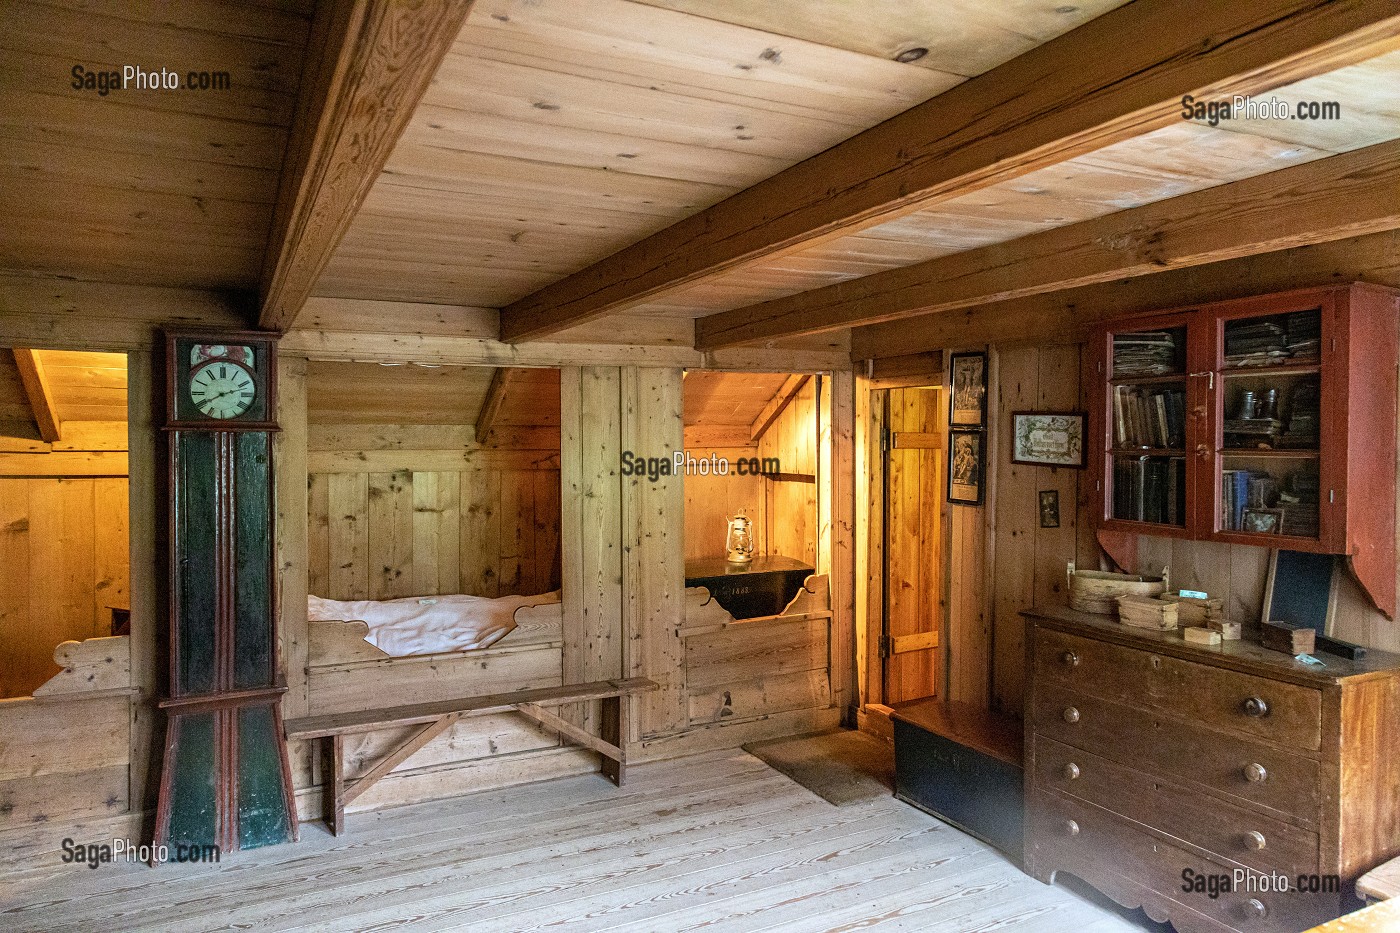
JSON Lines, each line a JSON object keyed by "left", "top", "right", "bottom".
{"left": 0, "top": 696, "right": 131, "bottom": 830}
{"left": 623, "top": 367, "right": 687, "bottom": 738}
{"left": 758, "top": 378, "right": 819, "bottom": 565}
{"left": 311, "top": 464, "right": 560, "bottom": 602}
{"left": 0, "top": 475, "right": 130, "bottom": 698}
{"left": 984, "top": 342, "right": 1100, "bottom": 717}
{"left": 682, "top": 446, "right": 765, "bottom": 561}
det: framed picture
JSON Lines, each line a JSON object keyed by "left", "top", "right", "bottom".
{"left": 1011, "top": 411, "right": 1086, "bottom": 468}
{"left": 1242, "top": 507, "right": 1284, "bottom": 534}
{"left": 949, "top": 352, "right": 987, "bottom": 426}
{"left": 1039, "top": 490, "right": 1061, "bottom": 528}
{"left": 948, "top": 429, "right": 985, "bottom": 505}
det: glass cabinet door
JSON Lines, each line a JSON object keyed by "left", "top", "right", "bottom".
{"left": 1209, "top": 301, "right": 1331, "bottom": 546}
{"left": 1103, "top": 320, "right": 1191, "bottom": 531}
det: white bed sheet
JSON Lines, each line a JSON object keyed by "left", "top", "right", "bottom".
{"left": 308, "top": 590, "right": 561, "bottom": 657}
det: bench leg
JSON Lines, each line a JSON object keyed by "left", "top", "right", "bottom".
{"left": 330, "top": 734, "right": 346, "bottom": 837}
{"left": 600, "top": 695, "right": 625, "bottom": 786}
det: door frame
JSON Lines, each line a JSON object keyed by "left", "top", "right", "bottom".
{"left": 854, "top": 366, "right": 950, "bottom": 730}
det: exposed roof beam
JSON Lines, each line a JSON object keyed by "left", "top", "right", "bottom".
{"left": 13, "top": 349, "right": 61, "bottom": 442}
{"left": 474, "top": 367, "right": 516, "bottom": 445}
{"left": 750, "top": 374, "right": 810, "bottom": 443}
{"left": 259, "top": 0, "right": 475, "bottom": 332}
{"left": 498, "top": 0, "right": 1400, "bottom": 343}
{"left": 695, "top": 138, "right": 1400, "bottom": 349}
{"left": 849, "top": 230, "right": 1400, "bottom": 357}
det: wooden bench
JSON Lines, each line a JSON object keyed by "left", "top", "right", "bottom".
{"left": 285, "top": 676, "right": 659, "bottom": 835}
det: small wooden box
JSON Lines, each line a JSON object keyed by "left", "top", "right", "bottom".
{"left": 1184, "top": 627, "right": 1222, "bottom": 646}
{"left": 1208, "top": 619, "right": 1243, "bottom": 641}
{"left": 1261, "top": 621, "right": 1316, "bottom": 656}
{"left": 1116, "top": 595, "right": 1178, "bottom": 631}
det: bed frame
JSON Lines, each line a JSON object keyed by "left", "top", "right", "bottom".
{"left": 295, "top": 600, "right": 657, "bottom": 835}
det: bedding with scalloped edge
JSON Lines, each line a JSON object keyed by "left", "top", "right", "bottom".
{"left": 307, "top": 590, "right": 561, "bottom": 657}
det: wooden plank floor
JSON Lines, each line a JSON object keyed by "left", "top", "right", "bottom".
{"left": 0, "top": 749, "right": 1146, "bottom": 933}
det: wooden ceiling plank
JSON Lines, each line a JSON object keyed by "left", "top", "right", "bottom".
{"left": 749, "top": 373, "right": 810, "bottom": 443}
{"left": 258, "top": 0, "right": 477, "bottom": 332}
{"left": 695, "top": 137, "right": 1400, "bottom": 349}
{"left": 474, "top": 367, "right": 516, "bottom": 445}
{"left": 12, "top": 349, "right": 62, "bottom": 442}
{"left": 498, "top": 0, "right": 1400, "bottom": 342}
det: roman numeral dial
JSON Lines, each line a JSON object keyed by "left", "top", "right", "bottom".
{"left": 189, "top": 361, "right": 257, "bottom": 419}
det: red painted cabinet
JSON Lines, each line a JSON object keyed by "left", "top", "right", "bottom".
{"left": 1088, "top": 284, "right": 1399, "bottom": 617}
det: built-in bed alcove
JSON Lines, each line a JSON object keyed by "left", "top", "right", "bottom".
{"left": 0, "top": 347, "right": 136, "bottom": 832}
{"left": 679, "top": 371, "right": 837, "bottom": 729}
{"left": 294, "top": 359, "right": 570, "bottom": 818}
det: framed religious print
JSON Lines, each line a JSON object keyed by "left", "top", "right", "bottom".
{"left": 948, "top": 429, "right": 985, "bottom": 505}
{"left": 949, "top": 351, "right": 987, "bottom": 427}
{"left": 1011, "top": 411, "right": 1086, "bottom": 468}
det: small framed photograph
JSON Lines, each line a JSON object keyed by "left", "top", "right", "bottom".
{"left": 1242, "top": 507, "right": 1284, "bottom": 534}
{"left": 1038, "top": 490, "right": 1061, "bottom": 528}
{"left": 949, "top": 352, "right": 987, "bottom": 427}
{"left": 1011, "top": 412, "right": 1086, "bottom": 468}
{"left": 948, "top": 429, "right": 985, "bottom": 505}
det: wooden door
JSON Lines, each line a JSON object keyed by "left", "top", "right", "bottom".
{"left": 882, "top": 387, "right": 944, "bottom": 704}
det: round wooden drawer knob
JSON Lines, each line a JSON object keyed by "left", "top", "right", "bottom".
{"left": 1243, "top": 762, "right": 1268, "bottom": 783}
{"left": 1063, "top": 707, "right": 1080, "bottom": 724}
{"left": 1062, "top": 762, "right": 1081, "bottom": 780}
{"left": 1242, "top": 696, "right": 1270, "bottom": 718}
{"left": 1061, "top": 650, "right": 1079, "bottom": 668}
{"left": 1064, "top": 819, "right": 1080, "bottom": 837}
{"left": 1243, "top": 830, "right": 1267, "bottom": 851}
{"left": 1243, "top": 898, "right": 1269, "bottom": 920}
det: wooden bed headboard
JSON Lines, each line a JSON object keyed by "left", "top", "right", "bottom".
{"left": 305, "top": 601, "right": 565, "bottom": 716}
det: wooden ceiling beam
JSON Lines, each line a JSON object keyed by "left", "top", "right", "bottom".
{"left": 750, "top": 374, "right": 810, "bottom": 443}
{"left": 13, "top": 349, "right": 62, "bottom": 443}
{"left": 498, "top": 0, "right": 1400, "bottom": 343}
{"left": 474, "top": 367, "right": 516, "bottom": 445}
{"left": 850, "top": 230, "right": 1400, "bottom": 357}
{"left": 695, "top": 138, "right": 1400, "bottom": 349}
{"left": 258, "top": 0, "right": 475, "bottom": 332}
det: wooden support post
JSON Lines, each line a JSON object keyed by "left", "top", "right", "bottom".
{"left": 751, "top": 374, "right": 811, "bottom": 443}
{"left": 600, "top": 696, "right": 624, "bottom": 787}
{"left": 330, "top": 733, "right": 345, "bottom": 837}
{"left": 474, "top": 367, "right": 515, "bottom": 446}
{"left": 12, "top": 348, "right": 61, "bottom": 442}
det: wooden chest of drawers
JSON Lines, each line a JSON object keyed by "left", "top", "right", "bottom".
{"left": 1023, "top": 606, "right": 1400, "bottom": 933}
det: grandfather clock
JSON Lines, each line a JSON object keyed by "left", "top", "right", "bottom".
{"left": 153, "top": 331, "right": 298, "bottom": 853}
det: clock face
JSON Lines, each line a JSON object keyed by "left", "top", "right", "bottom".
{"left": 189, "top": 361, "right": 257, "bottom": 419}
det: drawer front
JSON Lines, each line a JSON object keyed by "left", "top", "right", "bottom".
{"left": 1034, "top": 683, "right": 1321, "bottom": 824}
{"left": 1035, "top": 628, "right": 1323, "bottom": 751}
{"left": 1030, "top": 790, "right": 1337, "bottom": 933}
{"left": 1033, "top": 735, "right": 1319, "bottom": 877}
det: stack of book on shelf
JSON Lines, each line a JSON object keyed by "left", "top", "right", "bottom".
{"left": 1113, "top": 386, "right": 1185, "bottom": 449}
{"left": 1278, "top": 381, "right": 1321, "bottom": 448}
{"left": 1280, "top": 469, "right": 1320, "bottom": 537}
{"left": 1112, "top": 332, "right": 1178, "bottom": 376}
{"left": 1284, "top": 310, "right": 1321, "bottom": 361}
{"left": 1113, "top": 456, "right": 1186, "bottom": 525}
{"left": 1220, "top": 469, "right": 1267, "bottom": 531}
{"left": 1224, "top": 417, "right": 1283, "bottom": 448}
{"left": 1225, "top": 321, "right": 1288, "bottom": 367}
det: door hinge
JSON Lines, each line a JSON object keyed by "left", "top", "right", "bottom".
{"left": 878, "top": 635, "right": 893, "bottom": 658}
{"left": 880, "top": 427, "right": 891, "bottom": 452}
